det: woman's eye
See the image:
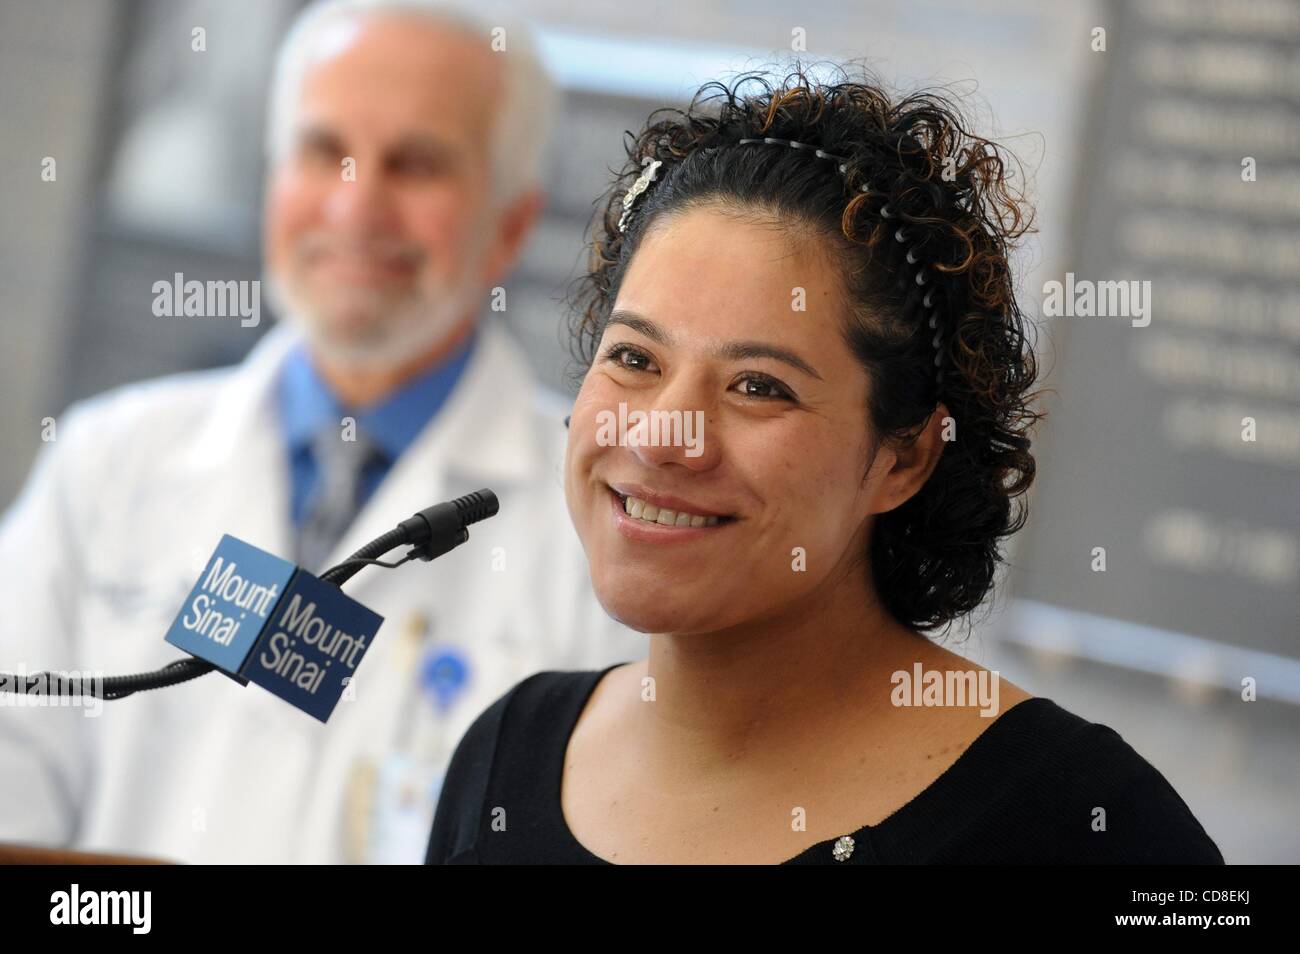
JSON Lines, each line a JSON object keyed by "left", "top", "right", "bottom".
{"left": 601, "top": 343, "right": 655, "bottom": 372}
{"left": 598, "top": 345, "right": 792, "bottom": 401}
{"left": 735, "top": 375, "right": 794, "bottom": 401}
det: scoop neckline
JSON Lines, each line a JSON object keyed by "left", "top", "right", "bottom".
{"left": 549, "top": 662, "right": 1045, "bottom": 865}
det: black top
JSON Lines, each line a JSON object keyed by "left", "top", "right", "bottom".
{"left": 426, "top": 664, "right": 1225, "bottom": 865}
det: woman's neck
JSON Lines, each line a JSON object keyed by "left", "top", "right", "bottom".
{"left": 631, "top": 566, "right": 933, "bottom": 783}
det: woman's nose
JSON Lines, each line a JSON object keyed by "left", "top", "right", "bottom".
{"left": 623, "top": 389, "right": 718, "bottom": 471}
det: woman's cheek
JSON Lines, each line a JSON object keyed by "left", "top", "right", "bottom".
{"left": 569, "top": 389, "right": 604, "bottom": 461}
{"left": 563, "top": 389, "right": 606, "bottom": 524}
{"left": 562, "top": 424, "right": 582, "bottom": 529}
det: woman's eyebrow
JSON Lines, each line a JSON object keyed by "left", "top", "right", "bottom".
{"left": 607, "top": 311, "right": 667, "bottom": 344}
{"left": 607, "top": 310, "right": 824, "bottom": 381}
{"left": 716, "top": 341, "right": 823, "bottom": 381}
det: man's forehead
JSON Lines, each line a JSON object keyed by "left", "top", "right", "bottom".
{"left": 293, "top": 14, "right": 501, "bottom": 127}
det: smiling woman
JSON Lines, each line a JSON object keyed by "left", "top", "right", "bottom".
{"left": 425, "top": 65, "right": 1226, "bottom": 865}
{"left": 567, "top": 69, "right": 1044, "bottom": 638}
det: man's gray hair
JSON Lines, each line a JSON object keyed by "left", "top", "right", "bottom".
{"left": 266, "top": 0, "right": 557, "bottom": 203}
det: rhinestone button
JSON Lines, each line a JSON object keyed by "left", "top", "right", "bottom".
{"left": 832, "top": 835, "right": 855, "bottom": 862}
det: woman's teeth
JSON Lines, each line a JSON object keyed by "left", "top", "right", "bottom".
{"left": 622, "top": 494, "right": 720, "bottom": 527}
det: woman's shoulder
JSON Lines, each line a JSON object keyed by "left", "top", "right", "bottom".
{"left": 926, "top": 696, "right": 1225, "bottom": 864}
{"left": 424, "top": 665, "right": 625, "bottom": 864}
{"left": 454, "top": 664, "right": 623, "bottom": 749}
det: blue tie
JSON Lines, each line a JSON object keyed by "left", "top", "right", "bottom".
{"left": 296, "top": 424, "right": 386, "bottom": 573}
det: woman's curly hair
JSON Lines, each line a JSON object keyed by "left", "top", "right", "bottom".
{"left": 567, "top": 64, "right": 1045, "bottom": 637}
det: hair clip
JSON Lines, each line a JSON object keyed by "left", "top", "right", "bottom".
{"left": 618, "top": 156, "right": 664, "bottom": 233}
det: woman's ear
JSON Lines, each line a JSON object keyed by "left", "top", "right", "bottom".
{"left": 869, "top": 403, "right": 950, "bottom": 515}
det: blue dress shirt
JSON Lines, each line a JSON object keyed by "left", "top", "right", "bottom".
{"left": 277, "top": 328, "right": 479, "bottom": 527}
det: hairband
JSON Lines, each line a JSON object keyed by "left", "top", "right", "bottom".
{"left": 615, "top": 136, "right": 947, "bottom": 392}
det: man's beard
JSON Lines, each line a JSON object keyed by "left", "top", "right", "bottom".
{"left": 264, "top": 238, "right": 485, "bottom": 370}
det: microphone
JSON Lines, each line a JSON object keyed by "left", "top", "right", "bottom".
{"left": 0, "top": 490, "right": 499, "bottom": 721}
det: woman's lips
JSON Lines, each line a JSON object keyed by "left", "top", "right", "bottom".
{"left": 606, "top": 486, "right": 734, "bottom": 543}
{"left": 607, "top": 482, "right": 734, "bottom": 519}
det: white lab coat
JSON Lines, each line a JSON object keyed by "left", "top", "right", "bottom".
{"left": 0, "top": 321, "right": 644, "bottom": 863}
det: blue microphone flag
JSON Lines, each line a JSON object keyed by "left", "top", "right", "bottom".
{"left": 164, "top": 534, "right": 383, "bottom": 722}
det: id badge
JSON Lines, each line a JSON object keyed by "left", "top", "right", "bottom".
{"left": 361, "top": 644, "right": 470, "bottom": 863}
{"left": 363, "top": 753, "right": 447, "bottom": 864}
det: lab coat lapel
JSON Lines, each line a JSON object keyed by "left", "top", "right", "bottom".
{"left": 323, "top": 320, "right": 547, "bottom": 582}
{"left": 170, "top": 325, "right": 299, "bottom": 564}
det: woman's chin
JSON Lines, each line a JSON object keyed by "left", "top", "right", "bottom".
{"left": 598, "top": 596, "right": 672, "bottom": 634}
{"left": 594, "top": 588, "right": 732, "bottom": 636}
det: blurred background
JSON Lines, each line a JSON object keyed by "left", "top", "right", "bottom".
{"left": 0, "top": 0, "right": 1295, "bottom": 861}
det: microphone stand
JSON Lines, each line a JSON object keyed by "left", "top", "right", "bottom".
{"left": 1, "top": 490, "right": 498, "bottom": 701}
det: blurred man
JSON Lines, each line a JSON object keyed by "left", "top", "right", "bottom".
{"left": 0, "top": 0, "right": 640, "bottom": 863}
